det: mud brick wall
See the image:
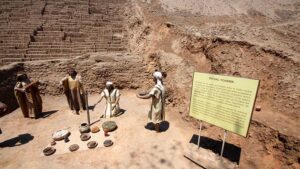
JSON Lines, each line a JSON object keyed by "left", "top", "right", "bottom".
{"left": 0, "top": 53, "right": 150, "bottom": 115}
{"left": 0, "top": 63, "right": 26, "bottom": 115}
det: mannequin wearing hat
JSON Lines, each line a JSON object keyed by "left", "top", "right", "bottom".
{"left": 14, "top": 73, "right": 43, "bottom": 118}
{"left": 94, "top": 81, "right": 121, "bottom": 118}
{"left": 137, "top": 71, "right": 166, "bottom": 132}
{"left": 60, "top": 68, "right": 86, "bottom": 115}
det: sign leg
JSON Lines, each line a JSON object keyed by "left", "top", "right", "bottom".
{"left": 220, "top": 130, "right": 227, "bottom": 160}
{"left": 197, "top": 121, "right": 202, "bottom": 150}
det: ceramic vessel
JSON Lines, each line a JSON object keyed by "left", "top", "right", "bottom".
{"left": 52, "top": 130, "right": 70, "bottom": 141}
{"left": 43, "top": 147, "right": 56, "bottom": 156}
{"left": 80, "top": 133, "right": 91, "bottom": 141}
{"left": 69, "top": 144, "right": 79, "bottom": 152}
{"left": 87, "top": 141, "right": 98, "bottom": 149}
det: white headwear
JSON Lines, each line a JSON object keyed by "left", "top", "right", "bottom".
{"left": 153, "top": 71, "right": 162, "bottom": 80}
{"left": 106, "top": 81, "right": 113, "bottom": 86}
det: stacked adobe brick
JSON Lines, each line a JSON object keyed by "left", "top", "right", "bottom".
{"left": 0, "top": 0, "right": 45, "bottom": 64}
{"left": 0, "top": 0, "right": 128, "bottom": 66}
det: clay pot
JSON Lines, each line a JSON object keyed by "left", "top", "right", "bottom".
{"left": 79, "top": 123, "right": 90, "bottom": 133}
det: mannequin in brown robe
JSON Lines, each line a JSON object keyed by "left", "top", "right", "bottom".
{"left": 60, "top": 69, "right": 86, "bottom": 114}
{"left": 14, "top": 73, "right": 42, "bottom": 119}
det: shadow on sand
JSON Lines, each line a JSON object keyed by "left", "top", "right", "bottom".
{"left": 88, "top": 105, "right": 96, "bottom": 111}
{"left": 114, "top": 109, "right": 126, "bottom": 117}
{"left": 90, "top": 119, "right": 100, "bottom": 126}
{"left": 145, "top": 121, "right": 170, "bottom": 132}
{"left": 190, "top": 134, "right": 241, "bottom": 164}
{"left": 89, "top": 109, "right": 127, "bottom": 126}
{"left": 0, "top": 133, "right": 34, "bottom": 148}
{"left": 40, "top": 110, "right": 58, "bottom": 118}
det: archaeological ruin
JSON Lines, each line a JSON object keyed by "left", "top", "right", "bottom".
{"left": 0, "top": 0, "right": 299, "bottom": 169}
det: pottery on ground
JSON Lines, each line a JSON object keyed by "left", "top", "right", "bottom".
{"left": 80, "top": 133, "right": 91, "bottom": 141}
{"left": 103, "top": 140, "right": 113, "bottom": 147}
{"left": 69, "top": 144, "right": 79, "bottom": 152}
{"left": 79, "top": 123, "right": 90, "bottom": 133}
{"left": 87, "top": 141, "right": 98, "bottom": 149}
{"left": 52, "top": 130, "right": 70, "bottom": 141}
{"left": 43, "top": 147, "right": 56, "bottom": 156}
{"left": 102, "top": 121, "right": 117, "bottom": 132}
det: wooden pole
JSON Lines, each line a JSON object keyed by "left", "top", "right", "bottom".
{"left": 85, "top": 92, "right": 90, "bottom": 126}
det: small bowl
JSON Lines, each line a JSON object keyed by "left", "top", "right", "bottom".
{"left": 43, "top": 147, "right": 56, "bottom": 156}
{"left": 91, "top": 126, "right": 100, "bottom": 133}
{"left": 87, "top": 141, "right": 98, "bottom": 149}
{"left": 52, "top": 130, "right": 70, "bottom": 141}
{"left": 80, "top": 133, "right": 91, "bottom": 141}
{"left": 103, "top": 140, "right": 113, "bottom": 147}
{"left": 69, "top": 144, "right": 79, "bottom": 152}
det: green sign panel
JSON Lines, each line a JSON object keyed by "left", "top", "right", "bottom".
{"left": 189, "top": 72, "right": 259, "bottom": 137}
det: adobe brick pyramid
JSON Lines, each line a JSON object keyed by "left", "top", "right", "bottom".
{"left": 0, "top": 0, "right": 128, "bottom": 65}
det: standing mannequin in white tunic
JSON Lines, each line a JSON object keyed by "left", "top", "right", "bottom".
{"left": 95, "top": 82, "right": 121, "bottom": 118}
{"left": 137, "top": 71, "right": 166, "bottom": 132}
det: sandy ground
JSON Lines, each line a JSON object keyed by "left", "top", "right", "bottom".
{"left": 0, "top": 90, "right": 204, "bottom": 169}
{"left": 159, "top": 0, "right": 297, "bottom": 18}
{"left": 135, "top": 0, "right": 300, "bottom": 62}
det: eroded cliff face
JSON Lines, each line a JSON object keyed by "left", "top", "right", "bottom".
{"left": 125, "top": 0, "right": 299, "bottom": 122}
